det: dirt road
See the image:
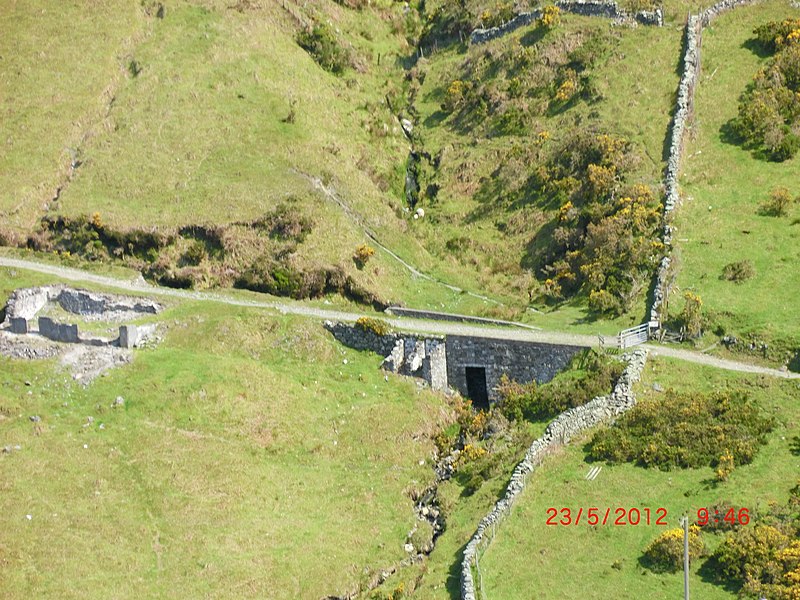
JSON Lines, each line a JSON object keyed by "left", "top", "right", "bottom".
{"left": 1, "top": 255, "right": 797, "bottom": 380}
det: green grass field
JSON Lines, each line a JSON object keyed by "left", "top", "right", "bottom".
{"left": 3, "top": 2, "right": 800, "bottom": 598}
{"left": 0, "top": 267, "right": 453, "bottom": 599}
{"left": 673, "top": 0, "right": 800, "bottom": 354}
{"left": 475, "top": 355, "right": 800, "bottom": 599}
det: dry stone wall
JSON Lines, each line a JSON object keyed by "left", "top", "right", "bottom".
{"left": 460, "top": 349, "right": 647, "bottom": 600}
{"left": 650, "top": 0, "right": 760, "bottom": 324}
{"left": 470, "top": 1, "right": 662, "bottom": 44}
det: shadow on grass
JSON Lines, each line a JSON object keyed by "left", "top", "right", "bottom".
{"left": 424, "top": 109, "right": 449, "bottom": 128}
{"left": 742, "top": 37, "right": 772, "bottom": 59}
{"left": 520, "top": 26, "right": 547, "bottom": 47}
{"left": 697, "top": 554, "right": 741, "bottom": 594}
{"left": 637, "top": 553, "right": 678, "bottom": 575}
{"left": 788, "top": 351, "right": 800, "bottom": 373}
{"left": 445, "top": 541, "right": 468, "bottom": 599}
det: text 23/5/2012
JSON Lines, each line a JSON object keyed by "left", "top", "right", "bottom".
{"left": 545, "top": 507, "right": 668, "bottom": 526}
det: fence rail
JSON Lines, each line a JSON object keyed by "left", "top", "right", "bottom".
{"left": 600, "top": 322, "right": 656, "bottom": 350}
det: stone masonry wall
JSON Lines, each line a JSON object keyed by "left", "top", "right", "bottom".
{"left": 3, "top": 285, "right": 161, "bottom": 325}
{"left": 324, "top": 322, "right": 587, "bottom": 399}
{"left": 324, "top": 321, "right": 400, "bottom": 358}
{"left": 650, "top": 0, "right": 760, "bottom": 325}
{"left": 38, "top": 317, "right": 79, "bottom": 344}
{"left": 446, "top": 336, "right": 585, "bottom": 402}
{"left": 470, "top": 1, "right": 662, "bottom": 45}
{"left": 460, "top": 349, "right": 647, "bottom": 600}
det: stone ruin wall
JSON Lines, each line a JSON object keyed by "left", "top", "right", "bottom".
{"left": 2, "top": 286, "right": 161, "bottom": 348}
{"left": 460, "top": 349, "right": 647, "bottom": 600}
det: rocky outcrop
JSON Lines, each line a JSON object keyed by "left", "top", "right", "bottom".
{"left": 460, "top": 349, "right": 647, "bottom": 600}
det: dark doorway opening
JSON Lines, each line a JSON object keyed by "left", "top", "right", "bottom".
{"left": 465, "top": 367, "right": 489, "bottom": 410}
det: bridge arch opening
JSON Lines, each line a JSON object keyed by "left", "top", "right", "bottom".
{"left": 465, "top": 366, "right": 489, "bottom": 410}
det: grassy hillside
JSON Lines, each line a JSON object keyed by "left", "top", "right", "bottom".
{"left": 672, "top": 0, "right": 800, "bottom": 362}
{"left": 0, "top": 0, "right": 146, "bottom": 231}
{"left": 409, "top": 12, "right": 682, "bottom": 326}
{"left": 0, "top": 0, "right": 689, "bottom": 326}
{"left": 0, "top": 267, "right": 451, "bottom": 599}
{"left": 476, "top": 356, "right": 800, "bottom": 599}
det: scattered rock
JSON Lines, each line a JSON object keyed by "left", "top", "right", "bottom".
{"left": 652, "top": 382, "right": 664, "bottom": 393}
{"left": 29, "top": 415, "right": 40, "bottom": 423}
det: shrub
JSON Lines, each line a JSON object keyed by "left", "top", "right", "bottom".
{"left": 680, "top": 291, "right": 703, "bottom": 338}
{"left": 713, "top": 525, "right": 792, "bottom": 583}
{"left": 296, "top": 22, "right": 351, "bottom": 75}
{"left": 754, "top": 18, "right": 800, "bottom": 53}
{"left": 553, "top": 70, "right": 578, "bottom": 103}
{"left": 355, "top": 316, "right": 391, "bottom": 336}
{"left": 252, "top": 204, "right": 313, "bottom": 242}
{"left": 182, "top": 240, "right": 207, "bottom": 266}
{"left": 353, "top": 243, "right": 375, "bottom": 267}
{"left": 455, "top": 443, "right": 488, "bottom": 469}
{"left": 495, "top": 374, "right": 536, "bottom": 422}
{"left": 721, "top": 260, "right": 756, "bottom": 283}
{"left": 587, "top": 390, "right": 774, "bottom": 470}
{"left": 708, "top": 489, "right": 800, "bottom": 598}
{"left": 760, "top": 186, "right": 793, "bottom": 216}
{"left": 234, "top": 258, "right": 303, "bottom": 297}
{"left": 442, "top": 79, "right": 466, "bottom": 113}
{"left": 733, "top": 40, "right": 800, "bottom": 161}
{"left": 588, "top": 289, "right": 618, "bottom": 315}
{"left": 643, "top": 526, "right": 704, "bottom": 572}
{"left": 716, "top": 449, "right": 735, "bottom": 482}
{"left": 539, "top": 5, "right": 561, "bottom": 29}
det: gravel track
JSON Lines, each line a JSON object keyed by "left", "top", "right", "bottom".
{"left": 1, "top": 256, "right": 797, "bottom": 380}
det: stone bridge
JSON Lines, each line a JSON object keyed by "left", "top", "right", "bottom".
{"left": 325, "top": 322, "right": 586, "bottom": 407}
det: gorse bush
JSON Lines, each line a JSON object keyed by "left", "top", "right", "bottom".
{"left": 759, "top": 186, "right": 794, "bottom": 217}
{"left": 355, "top": 316, "right": 391, "bottom": 336}
{"left": 528, "top": 131, "right": 662, "bottom": 315}
{"left": 721, "top": 260, "right": 756, "bottom": 283}
{"left": 353, "top": 243, "right": 375, "bottom": 267}
{"left": 296, "top": 22, "right": 352, "bottom": 75}
{"left": 754, "top": 18, "right": 800, "bottom": 53}
{"left": 586, "top": 390, "right": 773, "bottom": 470}
{"left": 701, "top": 485, "right": 800, "bottom": 598}
{"left": 643, "top": 526, "right": 705, "bottom": 573}
{"left": 713, "top": 525, "right": 799, "bottom": 596}
{"left": 679, "top": 291, "right": 704, "bottom": 338}
{"left": 733, "top": 22, "right": 800, "bottom": 161}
